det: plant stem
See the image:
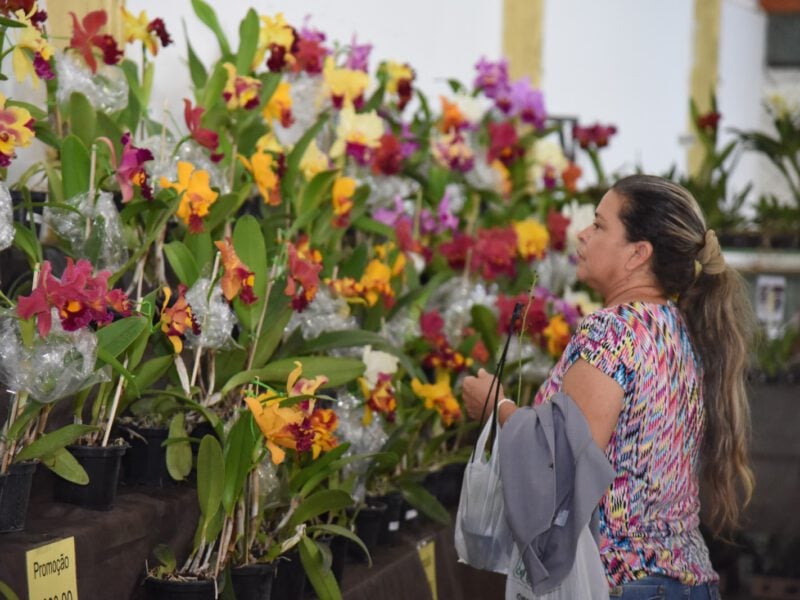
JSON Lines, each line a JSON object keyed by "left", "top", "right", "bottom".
{"left": 101, "top": 358, "right": 129, "bottom": 447}
{"left": 246, "top": 258, "right": 279, "bottom": 370}
{"left": 84, "top": 144, "right": 97, "bottom": 240}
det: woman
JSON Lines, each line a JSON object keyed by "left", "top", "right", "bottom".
{"left": 463, "top": 175, "right": 755, "bottom": 599}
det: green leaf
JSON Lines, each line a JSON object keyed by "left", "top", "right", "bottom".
{"left": 191, "top": 0, "right": 232, "bottom": 57}
{"left": 166, "top": 413, "right": 192, "bottom": 481}
{"left": 205, "top": 189, "right": 246, "bottom": 232}
{"left": 152, "top": 544, "right": 177, "bottom": 573}
{"left": 221, "top": 357, "right": 365, "bottom": 394}
{"left": 290, "top": 442, "right": 350, "bottom": 494}
{"left": 307, "top": 523, "right": 371, "bottom": 566}
{"left": 0, "top": 15, "right": 25, "bottom": 27}
{"left": 164, "top": 240, "right": 200, "bottom": 287}
{"left": 96, "top": 346, "right": 137, "bottom": 385}
{"left": 184, "top": 231, "right": 214, "bottom": 277}
{"left": 201, "top": 61, "right": 229, "bottom": 111}
{"left": 6, "top": 401, "right": 43, "bottom": 442}
{"left": 299, "top": 535, "right": 342, "bottom": 600}
{"left": 185, "top": 24, "right": 208, "bottom": 89}
{"left": 233, "top": 215, "right": 268, "bottom": 332}
{"left": 32, "top": 121, "right": 61, "bottom": 150}
{"left": 288, "top": 169, "right": 339, "bottom": 238}
{"left": 15, "top": 424, "right": 98, "bottom": 462}
{"left": 197, "top": 434, "right": 225, "bottom": 522}
{"left": 39, "top": 447, "right": 89, "bottom": 485}
{"left": 123, "top": 354, "right": 173, "bottom": 402}
{"left": 249, "top": 302, "right": 292, "bottom": 368}
{"left": 235, "top": 9, "right": 259, "bottom": 74}
{"left": 352, "top": 216, "right": 396, "bottom": 239}
{"left": 12, "top": 222, "right": 41, "bottom": 264}
{"left": 96, "top": 316, "right": 148, "bottom": 359}
{"left": 0, "top": 579, "right": 20, "bottom": 600}
{"left": 222, "top": 413, "right": 258, "bottom": 515}
{"left": 61, "top": 134, "right": 91, "bottom": 199}
{"left": 401, "top": 482, "right": 450, "bottom": 525}
{"left": 471, "top": 305, "right": 500, "bottom": 364}
{"left": 288, "top": 489, "right": 354, "bottom": 528}
{"left": 68, "top": 92, "right": 97, "bottom": 149}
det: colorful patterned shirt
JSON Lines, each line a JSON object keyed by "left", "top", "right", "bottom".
{"left": 533, "top": 301, "right": 717, "bottom": 587}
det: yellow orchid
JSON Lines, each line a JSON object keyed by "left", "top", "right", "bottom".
{"left": 239, "top": 151, "right": 281, "bottom": 206}
{"left": 0, "top": 93, "right": 35, "bottom": 167}
{"left": 299, "top": 140, "right": 330, "bottom": 181}
{"left": 262, "top": 81, "right": 293, "bottom": 127}
{"left": 330, "top": 107, "right": 384, "bottom": 162}
{"left": 11, "top": 5, "right": 54, "bottom": 88}
{"left": 323, "top": 56, "right": 370, "bottom": 109}
{"left": 308, "top": 408, "right": 338, "bottom": 459}
{"left": 121, "top": 7, "right": 157, "bottom": 55}
{"left": 543, "top": 314, "right": 571, "bottom": 357}
{"left": 222, "top": 63, "right": 262, "bottom": 111}
{"left": 255, "top": 132, "right": 283, "bottom": 154}
{"left": 332, "top": 176, "right": 356, "bottom": 228}
{"left": 513, "top": 219, "right": 550, "bottom": 260}
{"left": 384, "top": 61, "right": 413, "bottom": 95}
{"left": 411, "top": 370, "right": 462, "bottom": 426}
{"left": 159, "top": 161, "right": 219, "bottom": 233}
{"left": 359, "top": 259, "right": 393, "bottom": 308}
{"left": 253, "top": 13, "right": 295, "bottom": 69}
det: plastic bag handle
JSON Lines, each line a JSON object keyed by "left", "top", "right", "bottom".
{"left": 470, "top": 301, "right": 523, "bottom": 463}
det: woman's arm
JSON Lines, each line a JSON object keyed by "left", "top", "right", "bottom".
{"left": 562, "top": 358, "right": 624, "bottom": 450}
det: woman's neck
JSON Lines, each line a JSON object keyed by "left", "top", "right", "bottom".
{"left": 603, "top": 283, "right": 668, "bottom": 307}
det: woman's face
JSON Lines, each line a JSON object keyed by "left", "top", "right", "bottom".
{"left": 575, "top": 189, "right": 637, "bottom": 295}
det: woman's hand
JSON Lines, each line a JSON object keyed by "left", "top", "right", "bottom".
{"left": 462, "top": 368, "right": 504, "bottom": 422}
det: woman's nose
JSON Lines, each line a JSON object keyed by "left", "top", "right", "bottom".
{"left": 577, "top": 226, "right": 589, "bottom": 243}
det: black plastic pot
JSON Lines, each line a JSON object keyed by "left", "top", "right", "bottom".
{"left": 231, "top": 562, "right": 276, "bottom": 600}
{"left": 371, "top": 492, "right": 404, "bottom": 546}
{"left": 422, "top": 470, "right": 444, "bottom": 503}
{"left": 144, "top": 576, "right": 216, "bottom": 600}
{"left": 349, "top": 498, "right": 387, "bottom": 561}
{"left": 328, "top": 535, "right": 349, "bottom": 586}
{"left": 121, "top": 426, "right": 171, "bottom": 487}
{"left": 0, "top": 461, "right": 36, "bottom": 533}
{"left": 53, "top": 444, "right": 127, "bottom": 510}
{"left": 270, "top": 549, "right": 306, "bottom": 600}
{"left": 438, "top": 462, "right": 466, "bottom": 507}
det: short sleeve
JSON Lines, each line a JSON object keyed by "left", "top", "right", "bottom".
{"left": 571, "top": 310, "right": 637, "bottom": 394}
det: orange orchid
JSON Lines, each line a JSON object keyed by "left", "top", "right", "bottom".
{"left": 159, "top": 161, "right": 218, "bottom": 233}
{"left": 159, "top": 284, "right": 200, "bottom": 353}
{"left": 239, "top": 151, "right": 281, "bottom": 206}
{"left": 262, "top": 81, "right": 294, "bottom": 128}
{"left": 331, "top": 176, "right": 356, "bottom": 228}
{"left": 214, "top": 238, "right": 257, "bottom": 304}
{"left": 411, "top": 370, "right": 462, "bottom": 427}
{"left": 543, "top": 314, "right": 571, "bottom": 357}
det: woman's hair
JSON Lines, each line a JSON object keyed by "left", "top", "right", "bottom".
{"left": 612, "top": 174, "right": 756, "bottom": 535}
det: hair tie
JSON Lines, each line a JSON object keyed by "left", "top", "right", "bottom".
{"left": 697, "top": 229, "right": 725, "bottom": 275}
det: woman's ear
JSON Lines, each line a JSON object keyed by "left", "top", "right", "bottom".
{"left": 625, "top": 240, "right": 654, "bottom": 271}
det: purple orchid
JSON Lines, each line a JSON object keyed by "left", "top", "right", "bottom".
{"left": 509, "top": 79, "right": 546, "bottom": 128}
{"left": 474, "top": 57, "right": 510, "bottom": 99}
{"left": 345, "top": 36, "right": 373, "bottom": 72}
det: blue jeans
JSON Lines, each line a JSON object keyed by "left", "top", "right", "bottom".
{"left": 609, "top": 575, "right": 721, "bottom": 600}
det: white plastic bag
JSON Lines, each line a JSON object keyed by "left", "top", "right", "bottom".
{"left": 505, "top": 525, "right": 610, "bottom": 600}
{"left": 454, "top": 415, "right": 514, "bottom": 573}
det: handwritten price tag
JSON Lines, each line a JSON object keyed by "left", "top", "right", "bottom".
{"left": 26, "top": 537, "right": 78, "bottom": 600}
{"left": 417, "top": 538, "right": 437, "bottom": 600}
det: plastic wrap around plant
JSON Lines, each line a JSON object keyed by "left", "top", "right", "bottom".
{"left": 379, "top": 307, "right": 419, "bottom": 348}
{"left": 184, "top": 278, "right": 237, "bottom": 350}
{"left": 287, "top": 287, "right": 358, "bottom": 340}
{"left": 56, "top": 52, "right": 129, "bottom": 113}
{"left": 364, "top": 173, "right": 421, "bottom": 209}
{"left": 536, "top": 252, "right": 577, "bottom": 296}
{"left": 0, "top": 317, "right": 108, "bottom": 404}
{"left": 0, "top": 183, "right": 14, "bottom": 251}
{"left": 44, "top": 190, "right": 128, "bottom": 272}
{"left": 465, "top": 149, "right": 506, "bottom": 194}
{"left": 334, "top": 390, "right": 389, "bottom": 501}
{"left": 273, "top": 74, "right": 325, "bottom": 147}
{"left": 429, "top": 279, "right": 498, "bottom": 346}
{"left": 146, "top": 137, "right": 230, "bottom": 194}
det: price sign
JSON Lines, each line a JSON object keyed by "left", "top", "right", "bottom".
{"left": 26, "top": 537, "right": 78, "bottom": 600}
{"left": 417, "top": 538, "right": 437, "bottom": 600}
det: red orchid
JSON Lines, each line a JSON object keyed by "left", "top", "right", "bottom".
{"left": 117, "top": 133, "right": 154, "bottom": 202}
{"left": 696, "top": 111, "right": 721, "bottom": 134}
{"left": 471, "top": 226, "right": 518, "bottom": 280}
{"left": 17, "top": 259, "right": 131, "bottom": 338}
{"left": 487, "top": 121, "right": 524, "bottom": 167}
{"left": 183, "top": 99, "right": 222, "bottom": 161}
{"left": 371, "top": 133, "right": 404, "bottom": 176}
{"left": 496, "top": 292, "right": 548, "bottom": 337}
{"left": 293, "top": 37, "right": 327, "bottom": 74}
{"left": 159, "top": 284, "right": 200, "bottom": 354}
{"left": 285, "top": 242, "right": 323, "bottom": 312}
{"left": 438, "top": 232, "right": 475, "bottom": 271}
{"left": 395, "top": 219, "right": 429, "bottom": 260}
{"left": 69, "top": 10, "right": 121, "bottom": 73}
{"left": 147, "top": 18, "right": 172, "bottom": 48}
{"left": 547, "top": 209, "right": 570, "bottom": 251}
{"left": 573, "top": 123, "right": 618, "bottom": 149}
{"left": 420, "top": 310, "right": 444, "bottom": 343}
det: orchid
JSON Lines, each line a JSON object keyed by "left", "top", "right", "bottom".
{"left": 262, "top": 81, "right": 294, "bottom": 128}
{"left": 256, "top": 13, "right": 295, "bottom": 71}
{"left": 116, "top": 132, "right": 154, "bottom": 203}
{"left": 222, "top": 63, "right": 261, "bottom": 111}
{"left": 17, "top": 259, "right": 131, "bottom": 338}
{"left": 285, "top": 241, "right": 323, "bottom": 311}
{"left": 329, "top": 107, "right": 384, "bottom": 165}
{"left": 159, "top": 161, "right": 219, "bottom": 233}
{"left": 121, "top": 7, "right": 172, "bottom": 55}
{"left": 293, "top": 22, "right": 328, "bottom": 74}
{"left": 487, "top": 121, "right": 524, "bottom": 167}
{"left": 183, "top": 99, "right": 221, "bottom": 161}
{"left": 383, "top": 61, "right": 414, "bottom": 110}
{"left": 215, "top": 238, "right": 258, "bottom": 304}
{"left": 359, "top": 373, "right": 397, "bottom": 425}
{"left": 508, "top": 79, "right": 546, "bottom": 128}
{"left": 345, "top": 36, "right": 372, "bottom": 72}
{"left": 547, "top": 209, "right": 570, "bottom": 252}
{"left": 474, "top": 57, "right": 510, "bottom": 99}
{"left": 543, "top": 314, "right": 571, "bottom": 357}
{"left": 332, "top": 176, "right": 357, "bottom": 228}
{"left": 432, "top": 132, "right": 474, "bottom": 173}
{"left": 245, "top": 392, "right": 304, "bottom": 465}
{"left": 411, "top": 370, "right": 462, "bottom": 427}
{"left": 68, "top": 9, "right": 119, "bottom": 73}
{"left": 0, "top": 93, "right": 34, "bottom": 168}
{"left": 158, "top": 284, "right": 200, "bottom": 354}
{"left": 513, "top": 219, "right": 549, "bottom": 261}
{"left": 573, "top": 122, "right": 618, "bottom": 149}
{"left": 471, "top": 226, "right": 518, "bottom": 280}
{"left": 439, "top": 97, "right": 469, "bottom": 134}
{"left": 323, "top": 56, "right": 370, "bottom": 110}
{"left": 371, "top": 133, "right": 404, "bottom": 176}
{"left": 239, "top": 151, "right": 281, "bottom": 206}
{"left": 299, "top": 141, "right": 330, "bottom": 181}
{"left": 360, "top": 259, "right": 395, "bottom": 308}
{"left": 11, "top": 3, "right": 54, "bottom": 86}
